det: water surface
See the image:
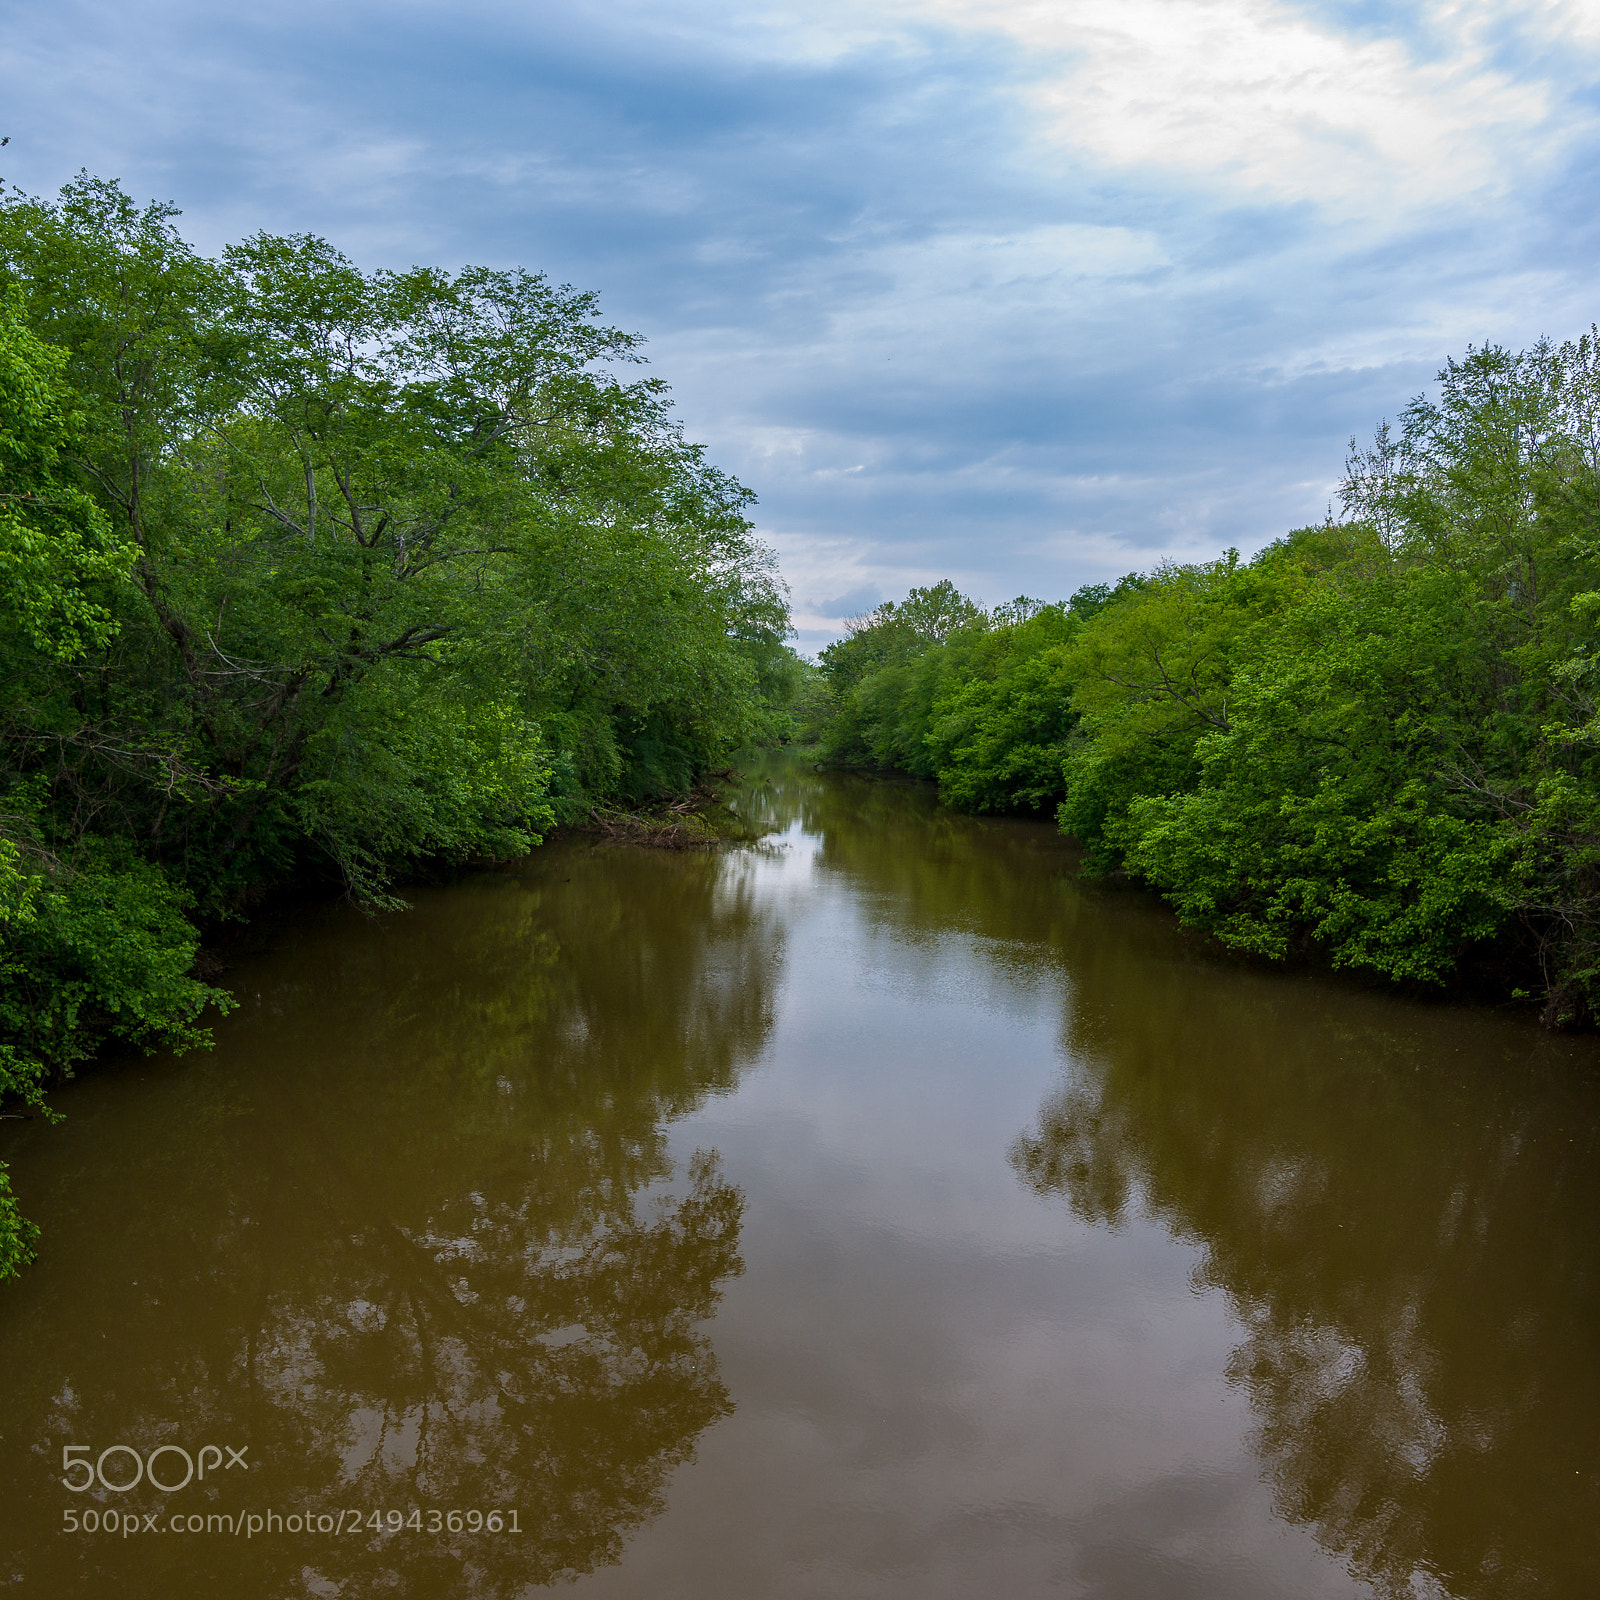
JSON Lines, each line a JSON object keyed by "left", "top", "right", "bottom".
{"left": 3, "top": 760, "right": 1598, "bottom": 1598}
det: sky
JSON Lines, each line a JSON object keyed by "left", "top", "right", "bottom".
{"left": 4, "top": 0, "right": 1600, "bottom": 649}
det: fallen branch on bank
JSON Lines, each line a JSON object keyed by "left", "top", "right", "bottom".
{"left": 581, "top": 776, "right": 745, "bottom": 849}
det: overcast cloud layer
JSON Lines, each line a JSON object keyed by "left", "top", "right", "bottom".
{"left": 4, "top": 0, "right": 1599, "bottom": 645}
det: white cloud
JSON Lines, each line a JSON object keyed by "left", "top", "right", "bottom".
{"left": 912, "top": 1, "right": 1571, "bottom": 211}
{"left": 859, "top": 222, "right": 1169, "bottom": 300}
{"left": 788, "top": 0, "right": 1597, "bottom": 216}
{"left": 765, "top": 526, "right": 996, "bottom": 637}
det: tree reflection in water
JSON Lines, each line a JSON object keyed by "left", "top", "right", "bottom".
{"left": 0, "top": 838, "right": 776, "bottom": 1597}
{"left": 746, "top": 761, "right": 1600, "bottom": 1599}
{"left": 1012, "top": 964, "right": 1600, "bottom": 1600}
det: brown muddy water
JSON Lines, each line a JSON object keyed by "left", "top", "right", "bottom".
{"left": 2, "top": 758, "right": 1598, "bottom": 1599}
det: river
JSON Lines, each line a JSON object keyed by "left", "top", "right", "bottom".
{"left": 2, "top": 757, "right": 1597, "bottom": 1598}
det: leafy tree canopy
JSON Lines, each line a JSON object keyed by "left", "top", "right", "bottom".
{"left": 0, "top": 175, "right": 800, "bottom": 1277}
{"left": 808, "top": 333, "right": 1600, "bottom": 1026}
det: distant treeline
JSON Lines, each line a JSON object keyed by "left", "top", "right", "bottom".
{"left": 805, "top": 334, "right": 1600, "bottom": 1035}
{"left": 0, "top": 176, "right": 800, "bottom": 1276}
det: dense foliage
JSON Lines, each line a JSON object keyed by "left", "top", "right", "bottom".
{"left": 813, "top": 335, "right": 1600, "bottom": 1028}
{"left": 0, "top": 176, "right": 796, "bottom": 1276}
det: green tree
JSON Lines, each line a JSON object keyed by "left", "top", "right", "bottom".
{"left": 802, "top": 329, "right": 1600, "bottom": 1021}
{"left": 0, "top": 284, "right": 228, "bottom": 1278}
{"left": 0, "top": 175, "right": 794, "bottom": 1278}
{"left": 924, "top": 601, "right": 1082, "bottom": 812}
{"left": 817, "top": 581, "right": 986, "bottom": 769}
